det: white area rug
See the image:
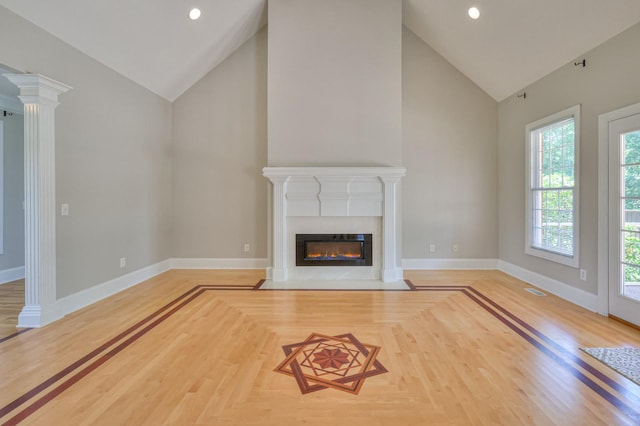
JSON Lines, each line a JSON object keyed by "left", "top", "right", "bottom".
{"left": 581, "top": 347, "right": 640, "bottom": 385}
{"left": 258, "top": 279, "right": 411, "bottom": 291}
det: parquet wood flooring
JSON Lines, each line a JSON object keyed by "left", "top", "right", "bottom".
{"left": 1, "top": 269, "right": 639, "bottom": 425}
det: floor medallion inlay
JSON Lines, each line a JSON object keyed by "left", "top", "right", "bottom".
{"left": 274, "top": 332, "right": 388, "bottom": 395}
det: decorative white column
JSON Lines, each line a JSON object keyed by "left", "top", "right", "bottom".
{"left": 4, "top": 74, "right": 72, "bottom": 327}
{"left": 380, "top": 176, "right": 402, "bottom": 282}
{"left": 268, "top": 176, "right": 289, "bottom": 281}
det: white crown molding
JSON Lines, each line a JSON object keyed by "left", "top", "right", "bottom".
{"left": 0, "top": 266, "right": 25, "bottom": 285}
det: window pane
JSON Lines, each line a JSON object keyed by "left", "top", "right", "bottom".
{"left": 531, "top": 188, "right": 574, "bottom": 256}
{"left": 623, "top": 165, "right": 640, "bottom": 197}
{"left": 558, "top": 190, "right": 573, "bottom": 210}
{"left": 623, "top": 264, "right": 640, "bottom": 283}
{"left": 623, "top": 131, "right": 640, "bottom": 165}
{"left": 534, "top": 122, "right": 574, "bottom": 190}
{"left": 622, "top": 264, "right": 640, "bottom": 301}
{"left": 623, "top": 229, "right": 640, "bottom": 265}
{"left": 625, "top": 198, "right": 640, "bottom": 211}
{"left": 624, "top": 204, "right": 640, "bottom": 229}
{"left": 562, "top": 168, "right": 572, "bottom": 187}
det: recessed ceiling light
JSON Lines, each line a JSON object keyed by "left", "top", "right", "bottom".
{"left": 468, "top": 6, "right": 480, "bottom": 20}
{"left": 189, "top": 8, "right": 201, "bottom": 20}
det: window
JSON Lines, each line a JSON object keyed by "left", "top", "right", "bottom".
{"left": 525, "top": 105, "right": 580, "bottom": 267}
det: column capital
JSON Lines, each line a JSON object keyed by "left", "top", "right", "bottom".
{"left": 3, "top": 73, "right": 72, "bottom": 107}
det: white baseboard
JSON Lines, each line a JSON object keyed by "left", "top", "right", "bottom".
{"left": 0, "top": 265, "right": 25, "bottom": 285}
{"left": 54, "top": 259, "right": 172, "bottom": 320}
{"left": 24, "top": 256, "right": 598, "bottom": 328}
{"left": 498, "top": 260, "right": 598, "bottom": 312}
{"left": 171, "top": 258, "right": 268, "bottom": 269}
{"left": 25, "top": 258, "right": 267, "bottom": 327}
{"left": 402, "top": 258, "right": 597, "bottom": 312}
{"left": 402, "top": 258, "right": 499, "bottom": 270}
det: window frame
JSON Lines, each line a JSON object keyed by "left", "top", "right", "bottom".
{"left": 525, "top": 104, "right": 580, "bottom": 268}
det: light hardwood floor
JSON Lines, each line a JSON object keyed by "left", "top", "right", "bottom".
{"left": 0, "top": 270, "right": 639, "bottom": 425}
{"left": 0, "top": 279, "right": 25, "bottom": 339}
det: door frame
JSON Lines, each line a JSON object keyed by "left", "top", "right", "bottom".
{"left": 597, "top": 101, "right": 640, "bottom": 316}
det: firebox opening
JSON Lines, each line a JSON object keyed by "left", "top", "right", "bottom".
{"left": 296, "top": 234, "right": 372, "bottom": 266}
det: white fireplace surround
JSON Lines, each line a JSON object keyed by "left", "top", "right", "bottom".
{"left": 263, "top": 166, "right": 406, "bottom": 282}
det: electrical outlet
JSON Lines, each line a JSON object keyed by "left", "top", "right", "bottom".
{"left": 120, "top": 257, "right": 126, "bottom": 268}
{"left": 453, "top": 243, "right": 459, "bottom": 253}
{"left": 243, "top": 243, "right": 250, "bottom": 252}
{"left": 61, "top": 203, "right": 69, "bottom": 216}
{"left": 579, "top": 269, "right": 587, "bottom": 281}
{"left": 429, "top": 243, "right": 436, "bottom": 253}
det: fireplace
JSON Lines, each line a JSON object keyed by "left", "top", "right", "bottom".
{"left": 296, "top": 234, "right": 372, "bottom": 266}
{"left": 263, "top": 167, "right": 405, "bottom": 282}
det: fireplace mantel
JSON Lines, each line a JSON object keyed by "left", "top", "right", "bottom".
{"left": 263, "top": 167, "right": 406, "bottom": 282}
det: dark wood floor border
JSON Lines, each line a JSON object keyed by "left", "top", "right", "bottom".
{"left": 413, "top": 284, "right": 640, "bottom": 422}
{"left": 467, "top": 287, "right": 640, "bottom": 403}
{"left": 0, "top": 329, "right": 32, "bottom": 345}
{"left": 1, "top": 282, "right": 639, "bottom": 424}
{"left": 0, "top": 284, "right": 230, "bottom": 424}
{"left": 403, "top": 279, "right": 417, "bottom": 290}
{"left": 2, "top": 288, "right": 208, "bottom": 426}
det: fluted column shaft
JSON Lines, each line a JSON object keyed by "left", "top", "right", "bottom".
{"left": 4, "top": 74, "right": 71, "bottom": 327}
{"left": 269, "top": 176, "right": 289, "bottom": 281}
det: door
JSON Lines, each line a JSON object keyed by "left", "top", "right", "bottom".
{"left": 609, "top": 112, "right": 640, "bottom": 326}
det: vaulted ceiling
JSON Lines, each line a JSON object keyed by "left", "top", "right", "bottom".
{"left": 1, "top": 0, "right": 640, "bottom": 102}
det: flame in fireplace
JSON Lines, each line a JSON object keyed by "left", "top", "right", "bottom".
{"left": 306, "top": 250, "right": 362, "bottom": 260}
{"left": 302, "top": 239, "right": 365, "bottom": 262}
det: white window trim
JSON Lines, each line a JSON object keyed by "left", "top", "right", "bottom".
{"left": 525, "top": 104, "right": 580, "bottom": 268}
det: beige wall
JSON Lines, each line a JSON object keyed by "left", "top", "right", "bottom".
{"left": 402, "top": 28, "right": 498, "bottom": 259}
{"left": 172, "top": 25, "right": 500, "bottom": 262}
{"left": 267, "top": 0, "right": 402, "bottom": 166}
{"left": 0, "top": 112, "right": 24, "bottom": 271}
{"left": 172, "top": 28, "right": 268, "bottom": 258}
{"left": 0, "top": 6, "right": 173, "bottom": 297}
{"left": 498, "top": 22, "right": 640, "bottom": 294}
{"left": 7, "top": 0, "right": 637, "bottom": 302}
